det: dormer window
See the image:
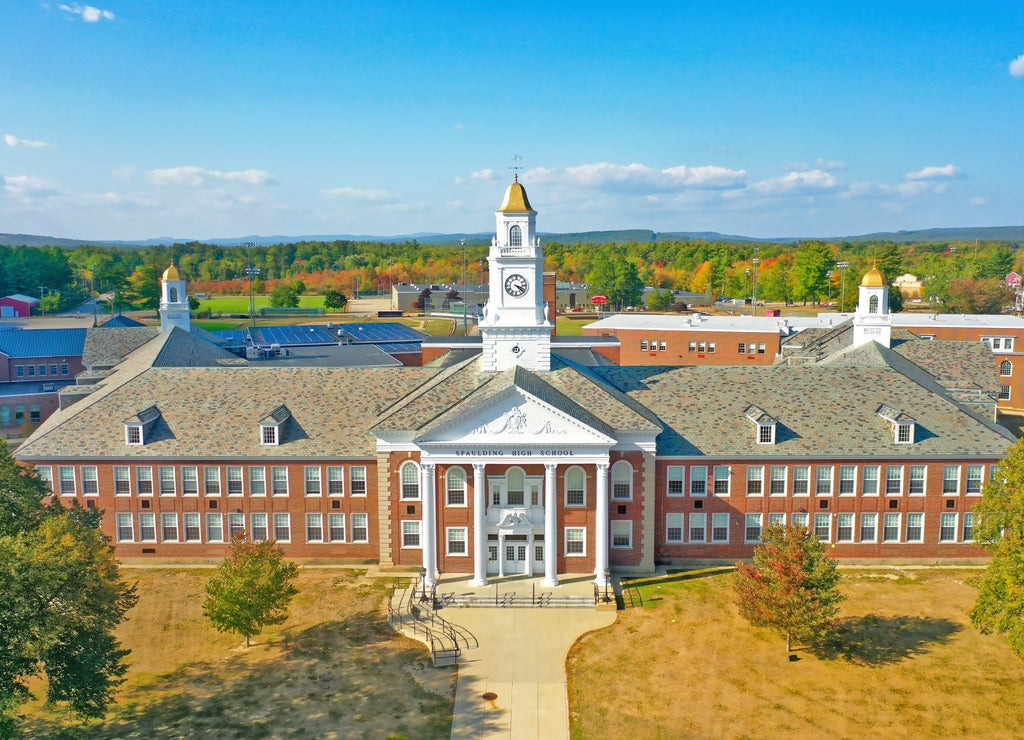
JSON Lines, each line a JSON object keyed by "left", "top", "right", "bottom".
{"left": 124, "top": 406, "right": 160, "bottom": 446}
{"left": 259, "top": 405, "right": 291, "bottom": 446}
{"left": 261, "top": 425, "right": 278, "bottom": 445}
{"left": 896, "top": 422, "right": 914, "bottom": 444}
{"left": 877, "top": 404, "right": 915, "bottom": 444}
{"left": 745, "top": 404, "right": 777, "bottom": 445}
{"left": 126, "top": 425, "right": 143, "bottom": 445}
{"left": 758, "top": 423, "right": 775, "bottom": 445}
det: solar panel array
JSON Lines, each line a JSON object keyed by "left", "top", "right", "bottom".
{"left": 213, "top": 323, "right": 427, "bottom": 354}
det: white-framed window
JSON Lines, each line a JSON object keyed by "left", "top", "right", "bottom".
{"left": 814, "top": 513, "right": 831, "bottom": 541}
{"left": 565, "top": 527, "right": 586, "bottom": 555}
{"left": 966, "top": 465, "right": 984, "bottom": 495}
{"left": 113, "top": 466, "right": 130, "bottom": 495}
{"left": 226, "top": 466, "right": 243, "bottom": 496}
{"left": 746, "top": 466, "right": 764, "bottom": 496}
{"left": 402, "top": 520, "right": 421, "bottom": 548}
{"left": 182, "top": 466, "right": 198, "bottom": 496}
{"left": 769, "top": 466, "right": 787, "bottom": 495}
{"left": 565, "top": 466, "right": 586, "bottom": 507}
{"left": 838, "top": 466, "right": 856, "bottom": 495}
{"left": 660, "top": 340, "right": 667, "bottom": 352}
{"left": 963, "top": 512, "right": 975, "bottom": 542}
{"left": 206, "top": 513, "right": 223, "bottom": 542}
{"left": 767, "top": 512, "right": 786, "bottom": 528}
{"left": 249, "top": 467, "right": 266, "bottom": 496}
{"left": 909, "top": 465, "right": 926, "bottom": 495}
{"left": 136, "top": 466, "right": 153, "bottom": 496}
{"left": 690, "top": 466, "right": 707, "bottom": 496}
{"left": 896, "top": 422, "right": 914, "bottom": 444}
{"left": 860, "top": 513, "right": 878, "bottom": 542}
{"left": 328, "top": 513, "right": 346, "bottom": 542}
{"left": 161, "top": 513, "right": 179, "bottom": 542}
{"left": 982, "top": 336, "right": 1014, "bottom": 352}
{"left": 58, "top": 466, "right": 76, "bottom": 496}
{"left": 159, "top": 466, "right": 176, "bottom": 496}
{"left": 446, "top": 467, "right": 467, "bottom": 506}
{"left": 184, "top": 512, "right": 201, "bottom": 542}
{"left": 139, "top": 512, "right": 156, "bottom": 542}
{"left": 327, "top": 467, "right": 345, "bottom": 496}
{"left": 836, "top": 513, "right": 854, "bottom": 542}
{"left": 116, "top": 513, "right": 134, "bottom": 542}
{"left": 757, "top": 423, "right": 775, "bottom": 445}
{"left": 906, "top": 512, "right": 924, "bottom": 542}
{"left": 667, "top": 466, "right": 685, "bottom": 496}
{"left": 35, "top": 465, "right": 53, "bottom": 492}
{"left": 447, "top": 527, "right": 468, "bottom": 555}
{"left": 350, "top": 467, "right": 367, "bottom": 496}
{"left": 508, "top": 224, "right": 522, "bottom": 247}
{"left": 883, "top": 513, "right": 901, "bottom": 542}
{"left": 352, "top": 512, "right": 369, "bottom": 542}
{"left": 79, "top": 466, "right": 98, "bottom": 496}
{"left": 273, "top": 512, "right": 291, "bottom": 541}
{"left": 261, "top": 424, "right": 278, "bottom": 446}
{"left": 939, "top": 513, "right": 957, "bottom": 542}
{"left": 506, "top": 467, "right": 525, "bottom": 506}
{"left": 666, "top": 512, "right": 684, "bottom": 543}
{"left": 744, "top": 513, "right": 763, "bottom": 542}
{"left": 792, "top": 466, "right": 809, "bottom": 496}
{"left": 885, "top": 466, "right": 903, "bottom": 495}
{"left": 271, "top": 466, "right": 288, "bottom": 496}
{"left": 862, "top": 465, "right": 880, "bottom": 495}
{"left": 227, "top": 513, "right": 245, "bottom": 540}
{"left": 791, "top": 512, "right": 809, "bottom": 529}
{"left": 712, "top": 466, "right": 730, "bottom": 496}
{"left": 1000, "top": 360, "right": 1012, "bottom": 377}
{"left": 204, "top": 466, "right": 221, "bottom": 496}
{"left": 251, "top": 513, "right": 268, "bottom": 542}
{"left": 999, "top": 385, "right": 1012, "bottom": 401}
{"left": 641, "top": 340, "right": 648, "bottom": 351}
{"left": 400, "top": 462, "right": 420, "bottom": 500}
{"left": 611, "top": 461, "right": 633, "bottom": 500}
{"left": 815, "top": 466, "right": 833, "bottom": 496}
{"left": 305, "top": 466, "right": 322, "bottom": 496}
{"left": 711, "top": 513, "right": 729, "bottom": 542}
{"left": 125, "top": 424, "right": 143, "bottom": 446}
{"left": 611, "top": 520, "right": 632, "bottom": 548}
{"left": 942, "top": 465, "right": 960, "bottom": 495}
{"left": 689, "top": 513, "right": 707, "bottom": 542}
{"left": 306, "top": 513, "right": 324, "bottom": 542}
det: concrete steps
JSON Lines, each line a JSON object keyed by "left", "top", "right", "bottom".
{"left": 437, "top": 591, "right": 596, "bottom": 609}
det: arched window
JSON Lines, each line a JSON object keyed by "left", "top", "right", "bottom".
{"left": 869, "top": 295, "right": 879, "bottom": 313}
{"left": 506, "top": 467, "right": 525, "bottom": 506}
{"left": 446, "top": 467, "right": 466, "bottom": 506}
{"left": 1001, "top": 360, "right": 1013, "bottom": 377}
{"left": 169, "top": 287, "right": 178, "bottom": 302}
{"left": 611, "top": 461, "right": 633, "bottom": 500}
{"left": 565, "top": 466, "right": 586, "bottom": 507}
{"left": 400, "top": 461, "right": 420, "bottom": 500}
{"left": 509, "top": 224, "right": 522, "bottom": 247}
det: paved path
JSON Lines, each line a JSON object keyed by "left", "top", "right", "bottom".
{"left": 449, "top": 608, "right": 616, "bottom": 740}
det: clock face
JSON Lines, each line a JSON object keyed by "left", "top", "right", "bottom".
{"left": 504, "top": 273, "right": 529, "bottom": 297}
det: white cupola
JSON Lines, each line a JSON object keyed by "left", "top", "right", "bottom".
{"left": 852, "top": 264, "right": 891, "bottom": 348}
{"left": 159, "top": 263, "right": 192, "bottom": 333}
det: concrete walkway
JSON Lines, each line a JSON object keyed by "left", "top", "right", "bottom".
{"left": 449, "top": 606, "right": 616, "bottom": 739}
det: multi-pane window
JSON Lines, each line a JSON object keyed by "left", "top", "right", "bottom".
{"left": 352, "top": 513, "right": 369, "bottom": 542}
{"left": 36, "top": 465, "right": 53, "bottom": 492}
{"left": 565, "top": 467, "right": 585, "bottom": 506}
{"left": 565, "top": 527, "right": 586, "bottom": 555}
{"left": 159, "top": 466, "right": 176, "bottom": 496}
{"left": 906, "top": 513, "right": 924, "bottom": 542}
{"left": 713, "top": 466, "right": 730, "bottom": 496}
{"left": 139, "top": 512, "right": 156, "bottom": 542}
{"left": 182, "top": 466, "right": 199, "bottom": 496}
{"left": 126, "top": 425, "right": 142, "bottom": 445}
{"left": 667, "top": 466, "right": 684, "bottom": 496}
{"left": 689, "top": 513, "right": 707, "bottom": 542}
{"left": 711, "top": 513, "right": 729, "bottom": 542}
{"left": 793, "top": 466, "right": 809, "bottom": 495}
{"left": 81, "top": 466, "right": 98, "bottom": 495}
{"left": 896, "top": 423, "right": 913, "bottom": 444}
{"left": 328, "top": 513, "right": 346, "bottom": 542}
{"left": 836, "top": 513, "right": 854, "bottom": 542}
{"left": 770, "top": 466, "right": 787, "bottom": 495}
{"left": 966, "top": 465, "right": 983, "bottom": 495}
{"left": 506, "top": 468, "right": 525, "bottom": 506}
{"left": 999, "top": 385, "right": 1011, "bottom": 401}
{"left": 272, "top": 467, "right": 288, "bottom": 496}
{"left": 611, "top": 462, "right": 633, "bottom": 500}
{"left": 942, "top": 466, "right": 960, "bottom": 495}
{"left": 402, "top": 521, "right": 421, "bottom": 548}
{"left": 447, "top": 527, "right": 468, "bottom": 555}
{"left": 815, "top": 466, "right": 833, "bottom": 496}
{"left": 327, "top": 467, "right": 345, "bottom": 496}
{"left": 982, "top": 336, "right": 1014, "bottom": 351}
{"left": 305, "top": 467, "right": 322, "bottom": 496}
{"left": 446, "top": 467, "right": 466, "bottom": 506}
{"left": 261, "top": 425, "right": 278, "bottom": 445}
{"left": 940, "top": 513, "right": 957, "bottom": 542}
{"left": 350, "top": 467, "right": 367, "bottom": 496}
{"left": 758, "top": 424, "right": 774, "bottom": 444}
{"left": 745, "top": 513, "right": 763, "bottom": 542}
{"left": 136, "top": 466, "right": 153, "bottom": 495}
{"left": 860, "top": 513, "right": 878, "bottom": 542}
{"left": 59, "top": 466, "right": 76, "bottom": 495}
{"left": 306, "top": 514, "right": 324, "bottom": 542}
{"left": 206, "top": 514, "right": 223, "bottom": 542}
{"left": 227, "top": 513, "right": 245, "bottom": 540}
{"left": 641, "top": 340, "right": 648, "bottom": 351}
{"left": 29, "top": 404, "right": 40, "bottom": 424}
{"left": 184, "top": 513, "right": 201, "bottom": 542}
{"left": 690, "top": 466, "right": 707, "bottom": 496}
{"left": 251, "top": 513, "right": 268, "bottom": 542}
{"left": 611, "top": 520, "right": 632, "bottom": 548}
{"left": 400, "top": 463, "right": 420, "bottom": 499}
{"left": 839, "top": 466, "right": 856, "bottom": 495}
{"left": 963, "top": 513, "right": 975, "bottom": 542}
{"left": 273, "top": 513, "right": 291, "bottom": 541}
{"left": 908, "top": 465, "right": 926, "bottom": 495}
{"left": 862, "top": 466, "right": 880, "bottom": 495}
{"left": 791, "top": 512, "right": 809, "bottom": 529}
{"left": 249, "top": 467, "right": 266, "bottom": 496}
{"left": 227, "top": 466, "right": 243, "bottom": 496}
{"left": 116, "top": 513, "right": 134, "bottom": 542}
{"left": 768, "top": 512, "right": 786, "bottom": 528}
{"left": 113, "top": 466, "right": 130, "bottom": 495}
{"left": 204, "top": 467, "right": 221, "bottom": 495}
{"left": 885, "top": 466, "right": 903, "bottom": 495}
{"left": 883, "top": 513, "right": 901, "bottom": 542}
{"left": 666, "top": 513, "right": 684, "bottom": 543}
{"left": 1000, "top": 360, "right": 1013, "bottom": 376}
{"left": 746, "top": 466, "right": 764, "bottom": 496}
{"left": 814, "top": 513, "right": 831, "bottom": 541}
{"left": 161, "top": 513, "right": 179, "bottom": 542}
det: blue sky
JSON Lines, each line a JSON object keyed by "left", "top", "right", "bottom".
{"left": 3, "top": 1, "right": 1024, "bottom": 241}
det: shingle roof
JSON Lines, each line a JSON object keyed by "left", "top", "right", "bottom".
{"left": 99, "top": 314, "right": 146, "bottom": 328}
{"left": 83, "top": 327, "right": 161, "bottom": 369}
{"left": 0, "top": 328, "right": 86, "bottom": 358}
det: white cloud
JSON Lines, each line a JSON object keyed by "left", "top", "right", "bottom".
{"left": 904, "top": 164, "right": 962, "bottom": 181}
{"left": 1010, "top": 54, "right": 1024, "bottom": 78}
{"left": 147, "top": 166, "right": 276, "bottom": 187}
{"left": 527, "top": 162, "right": 746, "bottom": 192}
{"left": 748, "top": 169, "right": 837, "bottom": 196}
{"left": 58, "top": 3, "right": 114, "bottom": 22}
{"left": 2, "top": 174, "right": 64, "bottom": 199}
{"left": 4, "top": 134, "right": 55, "bottom": 149}
{"left": 815, "top": 159, "right": 846, "bottom": 171}
{"left": 470, "top": 169, "right": 497, "bottom": 181}
{"left": 111, "top": 165, "right": 136, "bottom": 179}
{"left": 322, "top": 186, "right": 399, "bottom": 204}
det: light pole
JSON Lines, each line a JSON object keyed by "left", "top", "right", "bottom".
{"left": 242, "top": 241, "right": 259, "bottom": 328}
{"left": 744, "top": 269, "right": 750, "bottom": 310}
{"left": 836, "top": 261, "right": 850, "bottom": 311}
{"left": 751, "top": 256, "right": 760, "bottom": 316}
{"left": 461, "top": 239, "right": 468, "bottom": 335}
{"left": 827, "top": 270, "right": 833, "bottom": 305}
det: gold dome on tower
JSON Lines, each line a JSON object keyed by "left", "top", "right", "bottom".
{"left": 498, "top": 175, "right": 536, "bottom": 213}
{"left": 162, "top": 263, "right": 180, "bottom": 281}
{"left": 861, "top": 264, "right": 885, "bottom": 287}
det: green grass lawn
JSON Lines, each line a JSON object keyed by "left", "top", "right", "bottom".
{"left": 198, "top": 296, "right": 327, "bottom": 314}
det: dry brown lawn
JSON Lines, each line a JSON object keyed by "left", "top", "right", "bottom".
{"left": 568, "top": 567, "right": 1024, "bottom": 740}
{"left": 21, "top": 568, "right": 455, "bottom": 740}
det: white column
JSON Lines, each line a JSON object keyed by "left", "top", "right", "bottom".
{"left": 421, "top": 462, "right": 437, "bottom": 587}
{"left": 594, "top": 462, "right": 610, "bottom": 587}
{"left": 498, "top": 532, "right": 505, "bottom": 578}
{"left": 470, "top": 463, "right": 488, "bottom": 587}
{"left": 543, "top": 463, "right": 559, "bottom": 587}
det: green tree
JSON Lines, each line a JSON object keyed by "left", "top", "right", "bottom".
{"left": 0, "top": 443, "right": 137, "bottom": 734}
{"left": 646, "top": 288, "right": 675, "bottom": 311}
{"left": 791, "top": 241, "right": 832, "bottom": 304}
{"left": 587, "top": 256, "right": 644, "bottom": 310}
{"left": 268, "top": 283, "right": 300, "bottom": 308}
{"left": 734, "top": 523, "right": 844, "bottom": 653}
{"left": 38, "top": 293, "right": 63, "bottom": 315}
{"left": 323, "top": 289, "right": 348, "bottom": 312}
{"left": 203, "top": 536, "right": 299, "bottom": 647}
{"left": 940, "top": 277, "right": 1013, "bottom": 314}
{"left": 969, "top": 439, "right": 1024, "bottom": 659}
{"left": 122, "top": 264, "right": 161, "bottom": 309}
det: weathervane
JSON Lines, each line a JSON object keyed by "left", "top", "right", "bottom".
{"left": 509, "top": 154, "right": 524, "bottom": 182}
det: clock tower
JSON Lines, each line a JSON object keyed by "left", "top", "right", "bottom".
{"left": 479, "top": 176, "right": 553, "bottom": 372}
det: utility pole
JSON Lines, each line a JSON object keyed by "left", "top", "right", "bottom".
{"left": 461, "top": 239, "right": 468, "bottom": 335}
{"left": 836, "top": 261, "right": 850, "bottom": 311}
{"left": 242, "top": 242, "right": 259, "bottom": 329}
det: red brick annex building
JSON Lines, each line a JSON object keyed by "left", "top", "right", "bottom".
{"left": 15, "top": 180, "right": 1013, "bottom": 588}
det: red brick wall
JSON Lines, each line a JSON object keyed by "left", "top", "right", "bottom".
{"left": 582, "top": 327, "right": 780, "bottom": 366}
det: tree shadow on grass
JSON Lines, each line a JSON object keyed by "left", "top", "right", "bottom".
{"left": 810, "top": 614, "right": 962, "bottom": 666}
{"left": 624, "top": 567, "right": 735, "bottom": 590}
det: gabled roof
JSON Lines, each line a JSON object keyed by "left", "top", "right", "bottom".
{"left": 3, "top": 294, "right": 39, "bottom": 304}
{"left": 99, "top": 314, "right": 146, "bottom": 328}
{"left": 0, "top": 328, "right": 86, "bottom": 358}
